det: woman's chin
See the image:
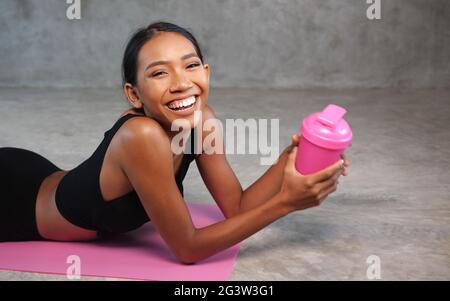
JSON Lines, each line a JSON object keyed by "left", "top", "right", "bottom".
{"left": 169, "top": 113, "right": 198, "bottom": 131}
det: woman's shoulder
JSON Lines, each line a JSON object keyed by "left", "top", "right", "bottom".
{"left": 116, "top": 111, "right": 167, "bottom": 144}
{"left": 113, "top": 111, "right": 172, "bottom": 170}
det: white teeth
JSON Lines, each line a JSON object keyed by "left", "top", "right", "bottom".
{"left": 167, "top": 96, "right": 196, "bottom": 109}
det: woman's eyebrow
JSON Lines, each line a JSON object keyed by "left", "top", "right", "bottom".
{"left": 144, "top": 53, "right": 199, "bottom": 72}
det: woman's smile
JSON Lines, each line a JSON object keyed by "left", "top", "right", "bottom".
{"left": 165, "top": 95, "right": 201, "bottom": 117}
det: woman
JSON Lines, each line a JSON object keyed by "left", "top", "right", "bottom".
{"left": 0, "top": 22, "right": 349, "bottom": 264}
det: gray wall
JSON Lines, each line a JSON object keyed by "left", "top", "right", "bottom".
{"left": 0, "top": 0, "right": 449, "bottom": 89}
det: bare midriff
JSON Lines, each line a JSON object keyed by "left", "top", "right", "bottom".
{"left": 35, "top": 169, "right": 98, "bottom": 241}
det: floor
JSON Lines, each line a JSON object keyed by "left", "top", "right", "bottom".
{"left": 0, "top": 86, "right": 449, "bottom": 280}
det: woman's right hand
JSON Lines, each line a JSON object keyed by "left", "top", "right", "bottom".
{"left": 280, "top": 146, "right": 345, "bottom": 213}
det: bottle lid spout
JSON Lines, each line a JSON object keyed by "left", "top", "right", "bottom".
{"left": 317, "top": 104, "right": 347, "bottom": 129}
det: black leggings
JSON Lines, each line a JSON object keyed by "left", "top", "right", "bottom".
{"left": 0, "top": 147, "right": 62, "bottom": 242}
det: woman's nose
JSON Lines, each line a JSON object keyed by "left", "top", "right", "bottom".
{"left": 169, "top": 73, "right": 193, "bottom": 93}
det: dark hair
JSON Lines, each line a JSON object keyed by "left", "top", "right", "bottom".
{"left": 122, "top": 21, "right": 204, "bottom": 88}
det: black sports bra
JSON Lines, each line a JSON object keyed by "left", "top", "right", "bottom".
{"left": 55, "top": 113, "right": 198, "bottom": 235}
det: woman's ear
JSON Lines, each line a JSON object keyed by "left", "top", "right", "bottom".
{"left": 123, "top": 83, "right": 143, "bottom": 109}
{"left": 203, "top": 63, "right": 210, "bottom": 82}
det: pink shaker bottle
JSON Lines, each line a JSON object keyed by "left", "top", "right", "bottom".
{"left": 295, "top": 104, "right": 353, "bottom": 175}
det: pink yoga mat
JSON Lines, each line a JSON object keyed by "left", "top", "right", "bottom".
{"left": 0, "top": 203, "right": 240, "bottom": 281}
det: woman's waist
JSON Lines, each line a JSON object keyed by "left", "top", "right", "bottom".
{"left": 36, "top": 170, "right": 98, "bottom": 241}
{"left": 39, "top": 170, "right": 69, "bottom": 205}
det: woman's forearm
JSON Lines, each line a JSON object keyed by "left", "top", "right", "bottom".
{"left": 185, "top": 192, "right": 290, "bottom": 263}
{"left": 238, "top": 147, "right": 290, "bottom": 213}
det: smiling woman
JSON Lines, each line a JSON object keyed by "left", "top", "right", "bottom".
{"left": 0, "top": 21, "right": 348, "bottom": 264}
{"left": 121, "top": 23, "right": 209, "bottom": 131}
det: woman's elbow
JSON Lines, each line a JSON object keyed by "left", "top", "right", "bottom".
{"left": 178, "top": 255, "right": 197, "bottom": 265}
{"left": 175, "top": 248, "right": 199, "bottom": 265}
{"left": 173, "top": 236, "right": 200, "bottom": 264}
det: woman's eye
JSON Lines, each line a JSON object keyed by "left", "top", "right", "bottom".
{"left": 152, "top": 71, "right": 165, "bottom": 77}
{"left": 187, "top": 63, "right": 200, "bottom": 68}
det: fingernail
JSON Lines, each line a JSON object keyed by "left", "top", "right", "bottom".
{"left": 339, "top": 159, "right": 344, "bottom": 169}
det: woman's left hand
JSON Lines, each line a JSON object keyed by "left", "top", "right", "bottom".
{"left": 288, "top": 134, "right": 350, "bottom": 177}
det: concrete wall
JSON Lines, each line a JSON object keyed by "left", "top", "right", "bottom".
{"left": 0, "top": 0, "right": 449, "bottom": 89}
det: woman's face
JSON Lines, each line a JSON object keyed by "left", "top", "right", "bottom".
{"left": 127, "top": 32, "right": 210, "bottom": 132}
